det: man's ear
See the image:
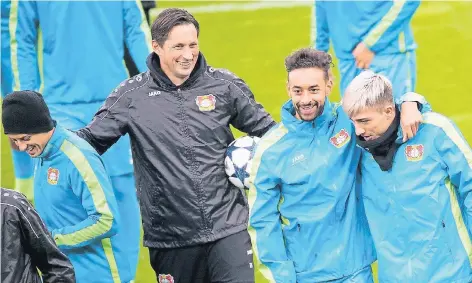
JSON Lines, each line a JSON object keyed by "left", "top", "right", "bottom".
{"left": 152, "top": 40, "right": 161, "bottom": 55}
{"left": 326, "top": 78, "right": 333, "bottom": 97}
{"left": 286, "top": 80, "right": 292, "bottom": 98}
{"left": 385, "top": 104, "right": 395, "bottom": 117}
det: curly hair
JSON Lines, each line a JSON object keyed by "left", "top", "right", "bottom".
{"left": 284, "top": 48, "right": 333, "bottom": 81}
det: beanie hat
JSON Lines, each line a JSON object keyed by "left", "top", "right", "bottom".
{"left": 2, "top": 90, "right": 54, "bottom": 134}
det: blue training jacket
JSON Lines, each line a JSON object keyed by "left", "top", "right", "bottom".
{"left": 360, "top": 112, "right": 472, "bottom": 283}
{"left": 7, "top": 1, "right": 151, "bottom": 176}
{"left": 33, "top": 125, "right": 130, "bottom": 283}
{"left": 248, "top": 100, "right": 376, "bottom": 283}
{"left": 311, "top": 0, "right": 420, "bottom": 59}
{"left": 1, "top": 0, "right": 13, "bottom": 96}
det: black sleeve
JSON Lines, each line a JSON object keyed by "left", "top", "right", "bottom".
{"left": 17, "top": 195, "right": 76, "bottom": 282}
{"left": 76, "top": 83, "right": 131, "bottom": 155}
{"left": 229, "top": 77, "right": 276, "bottom": 137}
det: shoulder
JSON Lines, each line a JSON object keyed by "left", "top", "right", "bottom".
{"left": 0, "top": 188, "right": 33, "bottom": 214}
{"left": 423, "top": 112, "right": 454, "bottom": 128}
{"left": 254, "top": 123, "right": 289, "bottom": 156}
{"left": 204, "top": 66, "right": 242, "bottom": 82}
{"left": 111, "top": 72, "right": 151, "bottom": 98}
{"left": 421, "top": 112, "right": 457, "bottom": 136}
{"left": 61, "top": 133, "right": 104, "bottom": 171}
{"left": 422, "top": 112, "right": 468, "bottom": 147}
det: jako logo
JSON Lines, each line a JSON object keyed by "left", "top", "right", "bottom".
{"left": 148, "top": 91, "right": 161, "bottom": 97}
{"left": 292, "top": 153, "right": 306, "bottom": 165}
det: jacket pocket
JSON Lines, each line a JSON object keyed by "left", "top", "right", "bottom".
{"left": 283, "top": 223, "right": 307, "bottom": 271}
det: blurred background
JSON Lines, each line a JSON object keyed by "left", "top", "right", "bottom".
{"left": 1, "top": 1, "right": 472, "bottom": 282}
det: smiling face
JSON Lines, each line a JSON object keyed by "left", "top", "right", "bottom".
{"left": 287, "top": 67, "right": 332, "bottom": 121}
{"left": 7, "top": 130, "right": 54, "bottom": 157}
{"left": 152, "top": 23, "right": 199, "bottom": 86}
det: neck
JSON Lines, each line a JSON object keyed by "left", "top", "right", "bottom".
{"left": 160, "top": 64, "right": 189, "bottom": 87}
{"left": 42, "top": 127, "right": 56, "bottom": 149}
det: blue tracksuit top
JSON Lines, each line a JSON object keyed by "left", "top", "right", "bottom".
{"left": 248, "top": 100, "right": 376, "bottom": 283}
{"left": 33, "top": 125, "right": 131, "bottom": 283}
{"left": 360, "top": 112, "right": 472, "bottom": 283}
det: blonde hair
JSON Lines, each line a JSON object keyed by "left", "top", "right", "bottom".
{"left": 342, "top": 70, "right": 394, "bottom": 117}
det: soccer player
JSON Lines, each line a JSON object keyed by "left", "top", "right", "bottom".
{"left": 2, "top": 90, "right": 131, "bottom": 283}
{"left": 1, "top": 187, "right": 76, "bottom": 283}
{"left": 1, "top": 0, "right": 35, "bottom": 202}
{"left": 311, "top": 0, "right": 420, "bottom": 99}
{"left": 342, "top": 71, "right": 472, "bottom": 282}
{"left": 77, "top": 8, "right": 276, "bottom": 283}
{"left": 248, "top": 48, "right": 425, "bottom": 283}
{"left": 5, "top": 1, "right": 151, "bottom": 279}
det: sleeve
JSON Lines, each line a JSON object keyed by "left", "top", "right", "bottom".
{"left": 229, "top": 78, "right": 276, "bottom": 137}
{"left": 123, "top": 0, "right": 152, "bottom": 72}
{"left": 10, "top": 0, "right": 41, "bottom": 91}
{"left": 396, "top": 91, "right": 432, "bottom": 113}
{"left": 311, "top": 0, "right": 330, "bottom": 52}
{"left": 76, "top": 84, "right": 131, "bottom": 155}
{"left": 51, "top": 149, "right": 119, "bottom": 250}
{"left": 14, "top": 194, "right": 76, "bottom": 282}
{"left": 248, "top": 139, "right": 296, "bottom": 283}
{"left": 430, "top": 114, "right": 472, "bottom": 236}
{"left": 362, "top": 0, "right": 420, "bottom": 53}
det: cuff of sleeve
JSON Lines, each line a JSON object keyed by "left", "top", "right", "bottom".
{"left": 396, "top": 92, "right": 431, "bottom": 113}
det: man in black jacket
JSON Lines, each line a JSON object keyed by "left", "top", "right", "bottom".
{"left": 1, "top": 187, "right": 76, "bottom": 283}
{"left": 77, "top": 8, "right": 275, "bottom": 283}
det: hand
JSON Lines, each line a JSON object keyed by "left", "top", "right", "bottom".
{"left": 352, "top": 42, "right": 375, "bottom": 69}
{"left": 400, "top": 102, "right": 423, "bottom": 142}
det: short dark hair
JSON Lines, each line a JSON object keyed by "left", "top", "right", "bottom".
{"left": 151, "top": 8, "right": 200, "bottom": 46}
{"left": 284, "top": 48, "right": 333, "bottom": 81}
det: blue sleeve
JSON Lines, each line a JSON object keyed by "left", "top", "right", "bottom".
{"left": 311, "top": 0, "right": 330, "bottom": 52}
{"left": 51, "top": 149, "right": 119, "bottom": 250}
{"left": 123, "top": 0, "right": 152, "bottom": 72}
{"left": 430, "top": 114, "right": 472, "bottom": 236}
{"left": 248, "top": 135, "right": 296, "bottom": 283}
{"left": 1, "top": 1, "right": 13, "bottom": 96}
{"left": 11, "top": 0, "right": 41, "bottom": 91}
{"left": 362, "top": 0, "right": 420, "bottom": 53}
{"left": 396, "top": 92, "right": 432, "bottom": 113}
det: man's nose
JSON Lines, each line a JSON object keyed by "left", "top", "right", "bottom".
{"left": 354, "top": 123, "right": 365, "bottom": 136}
{"left": 16, "top": 141, "right": 28, "bottom": 151}
{"left": 300, "top": 92, "right": 312, "bottom": 103}
{"left": 182, "top": 48, "right": 193, "bottom": 60}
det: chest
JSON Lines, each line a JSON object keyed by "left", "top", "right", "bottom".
{"left": 361, "top": 137, "right": 445, "bottom": 205}
{"left": 130, "top": 84, "right": 235, "bottom": 146}
{"left": 34, "top": 158, "right": 79, "bottom": 207}
{"left": 280, "top": 125, "right": 359, "bottom": 195}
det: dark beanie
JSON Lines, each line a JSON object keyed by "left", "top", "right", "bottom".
{"left": 2, "top": 90, "right": 54, "bottom": 134}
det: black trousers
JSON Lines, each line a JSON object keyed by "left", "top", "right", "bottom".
{"left": 149, "top": 230, "right": 255, "bottom": 283}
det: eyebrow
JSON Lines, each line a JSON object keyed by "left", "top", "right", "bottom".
{"left": 292, "top": 85, "right": 320, "bottom": 88}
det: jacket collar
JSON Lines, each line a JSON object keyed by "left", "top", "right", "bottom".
{"left": 37, "top": 123, "right": 66, "bottom": 160}
{"left": 281, "top": 99, "right": 333, "bottom": 134}
{"left": 146, "top": 52, "right": 207, "bottom": 91}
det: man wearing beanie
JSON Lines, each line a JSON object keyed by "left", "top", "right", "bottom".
{"left": 2, "top": 90, "right": 134, "bottom": 283}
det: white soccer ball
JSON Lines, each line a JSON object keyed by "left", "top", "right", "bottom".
{"left": 224, "top": 136, "right": 261, "bottom": 190}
